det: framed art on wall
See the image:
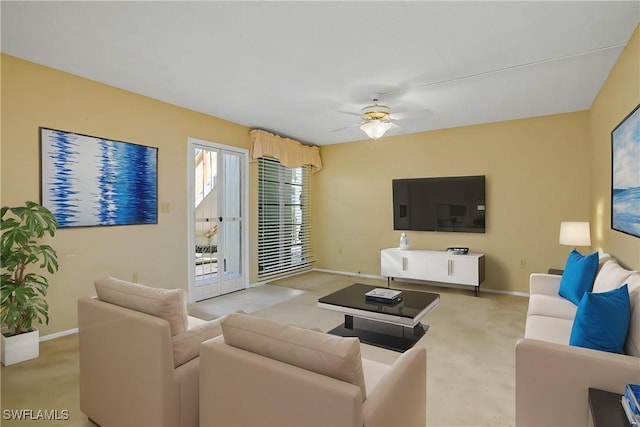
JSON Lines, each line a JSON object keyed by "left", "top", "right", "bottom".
{"left": 40, "top": 127, "right": 158, "bottom": 228}
{"left": 611, "top": 104, "right": 640, "bottom": 238}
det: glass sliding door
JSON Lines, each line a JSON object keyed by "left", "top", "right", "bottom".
{"left": 219, "top": 150, "right": 243, "bottom": 294}
{"left": 188, "top": 138, "right": 247, "bottom": 301}
{"left": 193, "top": 146, "right": 220, "bottom": 299}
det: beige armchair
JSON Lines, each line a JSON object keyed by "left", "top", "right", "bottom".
{"left": 78, "top": 276, "right": 223, "bottom": 427}
{"left": 199, "top": 313, "right": 427, "bottom": 427}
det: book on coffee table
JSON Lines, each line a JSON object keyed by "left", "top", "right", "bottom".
{"left": 365, "top": 288, "right": 403, "bottom": 304}
{"left": 622, "top": 384, "right": 640, "bottom": 426}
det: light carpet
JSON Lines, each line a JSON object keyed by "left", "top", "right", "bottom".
{"left": 0, "top": 271, "right": 528, "bottom": 427}
{"left": 193, "top": 271, "right": 528, "bottom": 427}
{"left": 188, "top": 284, "right": 306, "bottom": 320}
{"left": 268, "top": 272, "right": 528, "bottom": 427}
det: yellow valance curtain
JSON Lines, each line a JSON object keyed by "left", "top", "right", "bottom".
{"left": 249, "top": 129, "right": 322, "bottom": 173}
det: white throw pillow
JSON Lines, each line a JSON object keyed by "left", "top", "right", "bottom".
{"left": 592, "top": 260, "right": 634, "bottom": 293}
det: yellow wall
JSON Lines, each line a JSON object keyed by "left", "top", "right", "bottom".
{"left": 1, "top": 54, "right": 255, "bottom": 336}
{"left": 2, "top": 25, "right": 638, "bottom": 335}
{"left": 588, "top": 25, "right": 640, "bottom": 270}
{"left": 313, "top": 112, "right": 591, "bottom": 293}
{"left": 313, "top": 24, "right": 640, "bottom": 292}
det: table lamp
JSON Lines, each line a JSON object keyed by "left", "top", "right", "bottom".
{"left": 559, "top": 221, "right": 591, "bottom": 247}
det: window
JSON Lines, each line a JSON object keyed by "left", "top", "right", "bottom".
{"left": 258, "top": 157, "right": 312, "bottom": 279}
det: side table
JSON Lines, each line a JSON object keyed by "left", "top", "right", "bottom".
{"left": 588, "top": 388, "right": 631, "bottom": 427}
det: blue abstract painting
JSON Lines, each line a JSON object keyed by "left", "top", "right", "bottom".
{"left": 40, "top": 128, "right": 158, "bottom": 228}
{"left": 611, "top": 104, "right": 640, "bottom": 238}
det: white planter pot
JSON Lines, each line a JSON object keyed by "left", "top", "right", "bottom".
{"left": 1, "top": 327, "right": 39, "bottom": 366}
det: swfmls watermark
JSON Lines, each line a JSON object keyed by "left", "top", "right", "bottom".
{"left": 3, "top": 409, "right": 70, "bottom": 421}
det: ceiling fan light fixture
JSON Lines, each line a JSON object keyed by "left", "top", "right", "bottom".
{"left": 360, "top": 120, "right": 392, "bottom": 140}
{"left": 361, "top": 103, "right": 390, "bottom": 120}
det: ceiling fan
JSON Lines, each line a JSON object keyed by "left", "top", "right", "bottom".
{"left": 335, "top": 93, "right": 429, "bottom": 140}
{"left": 359, "top": 97, "right": 394, "bottom": 140}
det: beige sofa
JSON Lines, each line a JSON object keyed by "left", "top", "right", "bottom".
{"left": 78, "top": 276, "right": 223, "bottom": 427}
{"left": 199, "top": 313, "right": 427, "bottom": 427}
{"left": 516, "top": 253, "right": 640, "bottom": 427}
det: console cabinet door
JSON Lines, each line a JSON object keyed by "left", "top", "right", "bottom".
{"left": 427, "top": 255, "right": 481, "bottom": 285}
{"left": 381, "top": 249, "right": 428, "bottom": 279}
{"left": 405, "top": 251, "right": 429, "bottom": 278}
{"left": 380, "top": 248, "right": 402, "bottom": 277}
{"left": 381, "top": 249, "right": 484, "bottom": 287}
{"left": 448, "top": 256, "right": 481, "bottom": 285}
{"left": 426, "top": 256, "right": 452, "bottom": 283}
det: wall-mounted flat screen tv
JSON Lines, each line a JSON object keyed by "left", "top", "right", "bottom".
{"left": 392, "top": 175, "right": 486, "bottom": 233}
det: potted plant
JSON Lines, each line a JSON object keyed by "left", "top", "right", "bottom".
{"left": 1, "top": 201, "right": 58, "bottom": 365}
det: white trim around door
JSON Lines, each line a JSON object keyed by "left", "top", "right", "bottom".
{"left": 187, "top": 138, "right": 249, "bottom": 302}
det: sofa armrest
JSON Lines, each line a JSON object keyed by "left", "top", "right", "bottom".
{"left": 363, "top": 346, "right": 427, "bottom": 427}
{"left": 529, "top": 273, "right": 562, "bottom": 296}
{"left": 515, "top": 338, "right": 640, "bottom": 427}
{"left": 200, "top": 338, "right": 363, "bottom": 427}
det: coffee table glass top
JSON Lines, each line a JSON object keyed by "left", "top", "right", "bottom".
{"left": 318, "top": 283, "right": 439, "bottom": 320}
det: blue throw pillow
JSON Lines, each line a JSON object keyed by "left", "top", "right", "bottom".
{"left": 558, "top": 249, "right": 599, "bottom": 305}
{"left": 569, "top": 284, "right": 630, "bottom": 353}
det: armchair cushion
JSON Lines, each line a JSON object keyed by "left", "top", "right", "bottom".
{"left": 221, "top": 313, "right": 367, "bottom": 400}
{"left": 172, "top": 318, "right": 223, "bottom": 367}
{"left": 95, "top": 276, "right": 188, "bottom": 336}
{"left": 558, "top": 249, "right": 598, "bottom": 305}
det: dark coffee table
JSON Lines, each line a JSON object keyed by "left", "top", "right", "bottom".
{"left": 318, "top": 283, "right": 440, "bottom": 352}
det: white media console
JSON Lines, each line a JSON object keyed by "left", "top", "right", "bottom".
{"left": 380, "top": 248, "right": 486, "bottom": 296}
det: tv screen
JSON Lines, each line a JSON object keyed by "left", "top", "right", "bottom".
{"left": 392, "top": 175, "right": 486, "bottom": 233}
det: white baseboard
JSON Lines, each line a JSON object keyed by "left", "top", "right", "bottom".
{"left": 248, "top": 281, "right": 268, "bottom": 288}
{"left": 40, "top": 328, "right": 78, "bottom": 342}
{"left": 312, "top": 268, "right": 529, "bottom": 298}
{"left": 312, "top": 268, "right": 381, "bottom": 280}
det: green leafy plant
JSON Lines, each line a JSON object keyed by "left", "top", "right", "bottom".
{"left": 1, "top": 201, "right": 58, "bottom": 337}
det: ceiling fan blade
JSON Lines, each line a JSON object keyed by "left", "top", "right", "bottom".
{"left": 331, "top": 123, "right": 362, "bottom": 133}
{"left": 336, "top": 110, "right": 362, "bottom": 117}
{"left": 390, "top": 108, "right": 433, "bottom": 121}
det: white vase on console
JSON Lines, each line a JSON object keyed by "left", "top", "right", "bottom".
{"left": 399, "top": 232, "right": 410, "bottom": 250}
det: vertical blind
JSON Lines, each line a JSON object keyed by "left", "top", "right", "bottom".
{"left": 258, "top": 157, "right": 313, "bottom": 280}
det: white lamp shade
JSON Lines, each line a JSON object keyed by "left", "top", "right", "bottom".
{"left": 559, "top": 221, "right": 591, "bottom": 246}
{"left": 360, "top": 120, "right": 392, "bottom": 140}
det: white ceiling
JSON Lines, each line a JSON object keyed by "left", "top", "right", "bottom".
{"left": 2, "top": 1, "right": 639, "bottom": 146}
